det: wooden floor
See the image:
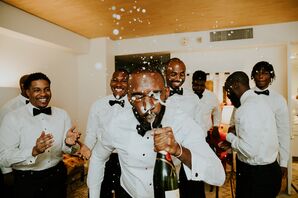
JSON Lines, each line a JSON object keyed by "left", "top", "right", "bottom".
{"left": 67, "top": 161, "right": 298, "bottom": 198}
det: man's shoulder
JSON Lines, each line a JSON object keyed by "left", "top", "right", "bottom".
{"left": 0, "top": 95, "right": 21, "bottom": 110}
{"left": 51, "top": 106, "right": 70, "bottom": 118}
{"left": 91, "top": 95, "right": 113, "bottom": 107}
{"left": 268, "top": 89, "right": 286, "bottom": 101}
{"left": 2, "top": 104, "right": 28, "bottom": 121}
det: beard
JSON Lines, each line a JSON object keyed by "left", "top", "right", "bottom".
{"left": 228, "top": 92, "right": 241, "bottom": 108}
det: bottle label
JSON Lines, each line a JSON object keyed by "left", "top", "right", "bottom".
{"left": 165, "top": 189, "right": 180, "bottom": 198}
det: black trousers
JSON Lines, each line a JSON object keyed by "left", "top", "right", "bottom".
{"left": 0, "top": 171, "right": 14, "bottom": 198}
{"left": 236, "top": 158, "right": 282, "bottom": 198}
{"left": 100, "top": 153, "right": 122, "bottom": 198}
{"left": 13, "top": 161, "right": 67, "bottom": 198}
{"left": 179, "top": 165, "right": 206, "bottom": 198}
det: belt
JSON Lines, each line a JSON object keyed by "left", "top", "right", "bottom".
{"left": 13, "top": 161, "right": 65, "bottom": 178}
{"left": 237, "top": 158, "right": 279, "bottom": 171}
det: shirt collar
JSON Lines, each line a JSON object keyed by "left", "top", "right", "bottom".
{"left": 253, "top": 86, "right": 270, "bottom": 92}
{"left": 26, "top": 103, "right": 51, "bottom": 116}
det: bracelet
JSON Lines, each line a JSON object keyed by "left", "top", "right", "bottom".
{"left": 176, "top": 142, "right": 183, "bottom": 158}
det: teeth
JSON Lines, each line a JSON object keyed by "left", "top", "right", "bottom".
{"left": 115, "top": 88, "right": 123, "bottom": 91}
{"left": 39, "top": 98, "right": 47, "bottom": 102}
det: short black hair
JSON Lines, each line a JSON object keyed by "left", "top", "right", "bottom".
{"left": 225, "top": 71, "right": 250, "bottom": 90}
{"left": 251, "top": 61, "right": 275, "bottom": 80}
{"left": 130, "top": 67, "right": 166, "bottom": 86}
{"left": 192, "top": 70, "right": 206, "bottom": 82}
{"left": 24, "top": 72, "right": 51, "bottom": 90}
{"left": 166, "top": 57, "right": 185, "bottom": 68}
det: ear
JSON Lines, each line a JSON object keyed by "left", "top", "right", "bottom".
{"left": 26, "top": 89, "right": 30, "bottom": 98}
{"left": 164, "top": 86, "right": 170, "bottom": 100}
{"left": 233, "top": 81, "right": 240, "bottom": 89}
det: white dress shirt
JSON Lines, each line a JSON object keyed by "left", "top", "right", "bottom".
{"left": 196, "top": 89, "right": 221, "bottom": 135}
{"left": 0, "top": 94, "right": 28, "bottom": 174}
{"left": 85, "top": 95, "right": 131, "bottom": 150}
{"left": 0, "top": 94, "right": 28, "bottom": 124}
{"left": 87, "top": 105, "right": 225, "bottom": 198}
{"left": 226, "top": 90, "right": 279, "bottom": 165}
{"left": 252, "top": 87, "right": 290, "bottom": 167}
{"left": 0, "top": 103, "right": 72, "bottom": 171}
{"left": 166, "top": 88, "right": 203, "bottom": 131}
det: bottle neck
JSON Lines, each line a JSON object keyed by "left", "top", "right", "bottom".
{"left": 157, "top": 151, "right": 173, "bottom": 162}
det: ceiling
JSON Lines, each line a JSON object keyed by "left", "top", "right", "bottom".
{"left": 2, "top": 0, "right": 298, "bottom": 40}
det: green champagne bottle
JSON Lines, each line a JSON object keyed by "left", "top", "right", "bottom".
{"left": 153, "top": 150, "right": 180, "bottom": 198}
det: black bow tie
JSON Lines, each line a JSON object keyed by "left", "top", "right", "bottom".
{"left": 25, "top": 100, "right": 29, "bottom": 104}
{"left": 33, "top": 107, "right": 52, "bottom": 116}
{"left": 254, "top": 90, "right": 269, "bottom": 96}
{"left": 169, "top": 88, "right": 183, "bottom": 96}
{"left": 109, "top": 100, "right": 125, "bottom": 107}
{"left": 136, "top": 123, "right": 152, "bottom": 137}
{"left": 134, "top": 106, "right": 165, "bottom": 137}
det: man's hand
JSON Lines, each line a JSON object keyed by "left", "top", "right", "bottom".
{"left": 65, "top": 126, "right": 81, "bottom": 146}
{"left": 74, "top": 142, "right": 91, "bottom": 160}
{"left": 281, "top": 167, "right": 287, "bottom": 178}
{"left": 151, "top": 127, "right": 180, "bottom": 156}
{"left": 32, "top": 131, "right": 54, "bottom": 157}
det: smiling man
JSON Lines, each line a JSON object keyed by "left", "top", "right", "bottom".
{"left": 87, "top": 68, "right": 225, "bottom": 198}
{"left": 83, "top": 69, "right": 130, "bottom": 197}
{"left": 0, "top": 72, "right": 80, "bottom": 198}
{"left": 251, "top": 61, "right": 290, "bottom": 179}
{"left": 165, "top": 58, "right": 207, "bottom": 197}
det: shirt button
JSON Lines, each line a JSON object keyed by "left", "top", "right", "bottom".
{"left": 195, "top": 173, "right": 198, "bottom": 177}
{"left": 48, "top": 161, "right": 50, "bottom": 163}
{"left": 147, "top": 137, "right": 149, "bottom": 140}
{"left": 149, "top": 183, "right": 152, "bottom": 186}
{"left": 142, "top": 153, "right": 145, "bottom": 156}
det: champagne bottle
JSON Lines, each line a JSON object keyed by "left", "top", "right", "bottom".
{"left": 153, "top": 150, "right": 180, "bottom": 198}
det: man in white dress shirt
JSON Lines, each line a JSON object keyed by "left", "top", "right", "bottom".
{"left": 165, "top": 58, "right": 206, "bottom": 197}
{"left": 251, "top": 61, "right": 290, "bottom": 180}
{"left": 165, "top": 58, "right": 201, "bottom": 125}
{"left": 224, "top": 71, "right": 282, "bottom": 197}
{"left": 0, "top": 74, "right": 28, "bottom": 197}
{"left": 0, "top": 72, "right": 81, "bottom": 198}
{"left": 87, "top": 68, "right": 225, "bottom": 198}
{"left": 192, "top": 70, "right": 221, "bottom": 138}
{"left": 84, "top": 69, "right": 130, "bottom": 197}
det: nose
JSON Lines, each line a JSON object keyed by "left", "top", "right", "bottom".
{"left": 40, "top": 90, "right": 47, "bottom": 96}
{"left": 142, "top": 96, "right": 155, "bottom": 112}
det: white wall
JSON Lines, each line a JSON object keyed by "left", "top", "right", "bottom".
{"left": 0, "top": 31, "right": 80, "bottom": 123}
{"left": 112, "top": 22, "right": 298, "bottom": 99}
{"left": 77, "top": 38, "right": 109, "bottom": 138}
{"left": 0, "top": 87, "right": 18, "bottom": 107}
{"left": 174, "top": 45, "right": 288, "bottom": 97}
